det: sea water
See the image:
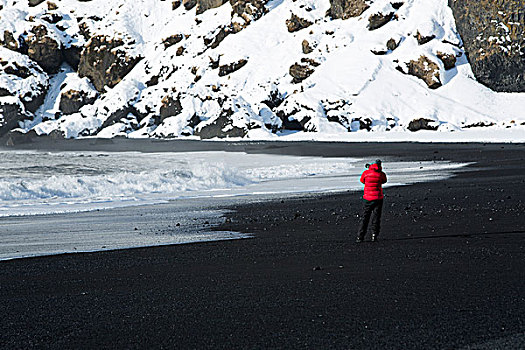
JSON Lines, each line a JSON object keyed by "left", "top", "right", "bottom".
{"left": 0, "top": 150, "right": 468, "bottom": 260}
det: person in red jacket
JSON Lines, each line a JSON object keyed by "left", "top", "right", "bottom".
{"left": 356, "top": 159, "right": 387, "bottom": 242}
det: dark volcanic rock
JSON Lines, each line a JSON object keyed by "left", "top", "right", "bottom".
{"left": 204, "top": 26, "right": 229, "bottom": 49}
{"left": 405, "top": 56, "right": 442, "bottom": 89}
{"left": 78, "top": 35, "right": 142, "bottom": 92}
{"left": 25, "top": 25, "right": 63, "bottom": 72}
{"left": 0, "top": 100, "right": 31, "bottom": 137}
{"left": 63, "top": 46, "right": 82, "bottom": 70}
{"left": 368, "top": 11, "right": 394, "bottom": 30}
{"left": 448, "top": 0, "right": 525, "bottom": 92}
{"left": 162, "top": 34, "right": 184, "bottom": 49}
{"left": 230, "top": 0, "right": 268, "bottom": 21}
{"left": 196, "top": 0, "right": 227, "bottom": 14}
{"left": 328, "top": 0, "right": 370, "bottom": 20}
{"left": 172, "top": 0, "right": 181, "bottom": 10}
{"left": 159, "top": 95, "right": 183, "bottom": 121}
{"left": 1, "top": 31, "right": 22, "bottom": 51}
{"left": 386, "top": 38, "right": 399, "bottom": 51}
{"left": 28, "top": 0, "right": 45, "bottom": 6}
{"left": 196, "top": 109, "right": 247, "bottom": 139}
{"left": 183, "top": 0, "right": 197, "bottom": 10}
{"left": 408, "top": 118, "right": 439, "bottom": 132}
{"left": 302, "top": 40, "right": 314, "bottom": 54}
{"left": 416, "top": 31, "right": 435, "bottom": 45}
{"left": 218, "top": 59, "right": 248, "bottom": 76}
{"left": 286, "top": 14, "right": 313, "bottom": 33}
{"left": 289, "top": 59, "right": 318, "bottom": 83}
{"left": 59, "top": 89, "right": 97, "bottom": 115}
{"left": 437, "top": 51, "right": 457, "bottom": 70}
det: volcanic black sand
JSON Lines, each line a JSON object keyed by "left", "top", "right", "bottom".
{"left": 1, "top": 142, "right": 524, "bottom": 349}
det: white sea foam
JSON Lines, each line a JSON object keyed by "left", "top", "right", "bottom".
{"left": 0, "top": 150, "right": 468, "bottom": 217}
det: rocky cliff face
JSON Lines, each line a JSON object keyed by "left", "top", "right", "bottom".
{"left": 448, "top": 0, "right": 525, "bottom": 92}
{"left": 0, "top": 0, "right": 524, "bottom": 140}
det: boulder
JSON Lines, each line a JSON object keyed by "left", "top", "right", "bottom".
{"left": 204, "top": 26, "right": 229, "bottom": 48}
{"left": 1, "top": 31, "right": 22, "bottom": 52}
{"left": 416, "top": 31, "right": 435, "bottom": 45}
{"left": 408, "top": 118, "right": 439, "bottom": 131}
{"left": 196, "top": 0, "right": 227, "bottom": 14}
{"left": 28, "top": 0, "right": 45, "bottom": 6}
{"left": 78, "top": 35, "right": 142, "bottom": 92}
{"left": 196, "top": 109, "right": 247, "bottom": 139}
{"left": 289, "top": 63, "right": 314, "bottom": 83}
{"left": 183, "top": 0, "right": 197, "bottom": 10}
{"left": 328, "top": 0, "right": 370, "bottom": 20}
{"left": 289, "top": 58, "right": 319, "bottom": 83}
{"left": 218, "top": 59, "right": 247, "bottom": 76}
{"left": 25, "top": 25, "right": 63, "bottom": 72}
{"left": 59, "top": 89, "right": 97, "bottom": 115}
{"left": 0, "top": 99, "right": 31, "bottom": 137}
{"left": 405, "top": 56, "right": 442, "bottom": 89}
{"left": 437, "top": 51, "right": 456, "bottom": 70}
{"left": 162, "top": 34, "right": 184, "bottom": 49}
{"left": 172, "top": 1, "right": 181, "bottom": 10}
{"left": 448, "top": 0, "right": 525, "bottom": 92}
{"left": 159, "top": 95, "right": 183, "bottom": 121}
{"left": 386, "top": 38, "right": 399, "bottom": 51}
{"left": 302, "top": 40, "right": 314, "bottom": 54}
{"left": 286, "top": 14, "right": 313, "bottom": 33}
{"left": 368, "top": 11, "right": 394, "bottom": 30}
{"left": 230, "top": 0, "right": 268, "bottom": 21}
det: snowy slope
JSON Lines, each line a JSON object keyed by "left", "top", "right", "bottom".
{"left": 1, "top": 0, "right": 524, "bottom": 141}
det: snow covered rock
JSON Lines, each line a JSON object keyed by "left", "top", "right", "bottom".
{"left": 328, "top": 0, "right": 370, "bottom": 19}
{"left": 0, "top": 47, "right": 49, "bottom": 113}
{"left": 78, "top": 35, "right": 142, "bottom": 92}
{"left": 368, "top": 10, "right": 394, "bottom": 31}
{"left": 408, "top": 118, "right": 438, "bottom": 132}
{"left": 403, "top": 55, "right": 442, "bottom": 90}
{"left": 448, "top": 0, "right": 525, "bottom": 92}
{"left": 25, "top": 24, "right": 63, "bottom": 73}
{"left": 0, "top": 97, "right": 31, "bottom": 136}
{"left": 286, "top": 14, "right": 313, "bottom": 33}
{"left": 196, "top": 0, "right": 227, "bottom": 15}
{"left": 59, "top": 89, "right": 97, "bottom": 115}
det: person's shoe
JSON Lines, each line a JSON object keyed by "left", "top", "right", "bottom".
{"left": 355, "top": 236, "right": 363, "bottom": 243}
{"left": 371, "top": 234, "right": 377, "bottom": 242}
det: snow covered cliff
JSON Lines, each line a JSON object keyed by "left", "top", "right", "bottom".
{"left": 0, "top": 0, "right": 524, "bottom": 141}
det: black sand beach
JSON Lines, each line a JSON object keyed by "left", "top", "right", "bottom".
{"left": 1, "top": 142, "right": 524, "bottom": 349}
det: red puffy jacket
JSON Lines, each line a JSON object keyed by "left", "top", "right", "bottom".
{"left": 360, "top": 163, "right": 387, "bottom": 201}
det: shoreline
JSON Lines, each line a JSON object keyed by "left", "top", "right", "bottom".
{"left": 1, "top": 142, "right": 524, "bottom": 349}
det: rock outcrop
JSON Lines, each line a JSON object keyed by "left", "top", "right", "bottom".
{"left": 159, "top": 95, "right": 183, "bottom": 121}
{"left": 405, "top": 56, "right": 442, "bottom": 89}
{"left": 286, "top": 14, "right": 313, "bottom": 33}
{"left": 289, "top": 58, "right": 319, "bottom": 83}
{"left": 448, "top": 0, "right": 525, "bottom": 92}
{"left": 195, "top": 108, "right": 248, "bottom": 139}
{"left": 25, "top": 25, "right": 63, "bottom": 72}
{"left": 368, "top": 11, "right": 394, "bottom": 30}
{"left": 328, "top": 0, "right": 370, "bottom": 20}
{"left": 230, "top": 0, "right": 268, "bottom": 21}
{"left": 59, "top": 89, "right": 97, "bottom": 115}
{"left": 196, "top": 0, "right": 227, "bottom": 14}
{"left": 218, "top": 59, "right": 248, "bottom": 76}
{"left": 78, "top": 35, "right": 142, "bottom": 92}
{"left": 0, "top": 99, "right": 30, "bottom": 137}
{"left": 408, "top": 118, "right": 439, "bottom": 131}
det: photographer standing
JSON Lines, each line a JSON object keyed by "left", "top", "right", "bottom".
{"left": 356, "top": 159, "right": 387, "bottom": 242}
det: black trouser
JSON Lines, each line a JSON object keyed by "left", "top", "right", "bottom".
{"left": 357, "top": 199, "right": 383, "bottom": 239}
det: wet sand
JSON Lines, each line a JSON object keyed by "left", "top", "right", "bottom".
{"left": 1, "top": 142, "right": 524, "bottom": 349}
